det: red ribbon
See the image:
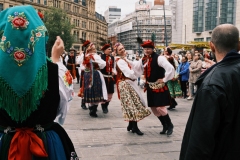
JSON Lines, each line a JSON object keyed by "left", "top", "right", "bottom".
{"left": 8, "top": 128, "right": 48, "bottom": 160}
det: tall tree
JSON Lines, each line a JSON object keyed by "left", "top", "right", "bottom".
{"left": 43, "top": 7, "right": 74, "bottom": 57}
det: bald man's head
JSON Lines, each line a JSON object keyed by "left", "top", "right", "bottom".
{"left": 211, "top": 24, "right": 239, "bottom": 54}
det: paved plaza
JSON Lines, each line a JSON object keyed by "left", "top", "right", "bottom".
{"left": 63, "top": 83, "right": 193, "bottom": 160}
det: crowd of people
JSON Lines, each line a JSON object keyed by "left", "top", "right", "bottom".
{"left": 161, "top": 48, "right": 216, "bottom": 110}
{"left": 1, "top": 5, "right": 240, "bottom": 160}
{"left": 58, "top": 36, "right": 218, "bottom": 138}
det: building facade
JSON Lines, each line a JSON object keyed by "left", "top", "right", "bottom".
{"left": 108, "top": 1, "right": 172, "bottom": 54}
{"left": 104, "top": 6, "right": 121, "bottom": 24}
{"left": 170, "top": 0, "right": 240, "bottom": 44}
{"left": 0, "top": 0, "right": 108, "bottom": 51}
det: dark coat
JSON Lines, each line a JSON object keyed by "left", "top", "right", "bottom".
{"left": 180, "top": 50, "right": 240, "bottom": 160}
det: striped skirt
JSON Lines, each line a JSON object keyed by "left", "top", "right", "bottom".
{"left": 83, "top": 70, "right": 105, "bottom": 103}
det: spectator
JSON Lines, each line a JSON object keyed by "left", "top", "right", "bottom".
{"left": 174, "top": 54, "right": 180, "bottom": 65}
{"left": 187, "top": 53, "right": 202, "bottom": 100}
{"left": 180, "top": 24, "right": 240, "bottom": 160}
{"left": 177, "top": 56, "right": 190, "bottom": 99}
{"left": 186, "top": 52, "right": 193, "bottom": 64}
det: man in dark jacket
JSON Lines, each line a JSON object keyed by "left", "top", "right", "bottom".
{"left": 180, "top": 24, "right": 240, "bottom": 160}
{"left": 100, "top": 44, "right": 115, "bottom": 113}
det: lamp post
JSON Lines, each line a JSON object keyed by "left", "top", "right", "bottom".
{"left": 136, "top": 15, "right": 141, "bottom": 55}
{"left": 163, "top": 2, "right": 168, "bottom": 47}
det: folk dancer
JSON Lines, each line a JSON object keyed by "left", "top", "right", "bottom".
{"left": 79, "top": 42, "right": 89, "bottom": 110}
{"left": 100, "top": 44, "right": 115, "bottom": 113}
{"left": 141, "top": 40, "right": 175, "bottom": 136}
{"left": 0, "top": 6, "right": 77, "bottom": 159}
{"left": 163, "top": 47, "right": 182, "bottom": 110}
{"left": 65, "top": 48, "right": 76, "bottom": 79}
{"left": 78, "top": 41, "right": 107, "bottom": 117}
{"left": 115, "top": 43, "right": 151, "bottom": 135}
{"left": 75, "top": 51, "right": 81, "bottom": 84}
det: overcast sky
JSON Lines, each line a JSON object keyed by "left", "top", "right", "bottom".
{"left": 96, "top": 0, "right": 170, "bottom": 18}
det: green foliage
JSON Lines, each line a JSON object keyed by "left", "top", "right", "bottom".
{"left": 43, "top": 7, "right": 74, "bottom": 57}
{"left": 151, "top": 33, "right": 156, "bottom": 43}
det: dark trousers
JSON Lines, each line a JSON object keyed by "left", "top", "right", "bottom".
{"left": 180, "top": 80, "right": 187, "bottom": 97}
{"left": 76, "top": 67, "right": 79, "bottom": 83}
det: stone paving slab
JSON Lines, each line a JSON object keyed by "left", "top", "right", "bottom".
{"left": 63, "top": 83, "right": 193, "bottom": 159}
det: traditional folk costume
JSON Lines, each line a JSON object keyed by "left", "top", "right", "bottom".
{"left": 78, "top": 41, "right": 107, "bottom": 117}
{"left": 115, "top": 43, "right": 151, "bottom": 136}
{"left": 141, "top": 40, "right": 175, "bottom": 136}
{"left": 100, "top": 44, "right": 115, "bottom": 113}
{"left": 78, "top": 42, "right": 90, "bottom": 110}
{"left": 164, "top": 48, "right": 182, "bottom": 110}
{"left": 65, "top": 48, "right": 76, "bottom": 79}
{"left": 75, "top": 52, "right": 81, "bottom": 83}
{"left": 0, "top": 5, "right": 77, "bottom": 159}
{"left": 166, "top": 62, "right": 182, "bottom": 110}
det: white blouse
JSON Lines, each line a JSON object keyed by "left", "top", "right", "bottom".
{"left": 158, "top": 56, "right": 175, "bottom": 82}
{"left": 116, "top": 57, "right": 140, "bottom": 80}
{"left": 80, "top": 53, "right": 106, "bottom": 71}
{"left": 55, "top": 62, "right": 74, "bottom": 125}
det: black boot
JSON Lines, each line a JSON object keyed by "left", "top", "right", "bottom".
{"left": 132, "top": 121, "right": 144, "bottom": 135}
{"left": 81, "top": 100, "right": 88, "bottom": 110}
{"left": 164, "top": 114, "right": 174, "bottom": 136}
{"left": 158, "top": 116, "right": 168, "bottom": 134}
{"left": 127, "top": 121, "right": 133, "bottom": 131}
{"left": 172, "top": 98, "right": 178, "bottom": 106}
{"left": 104, "top": 102, "right": 109, "bottom": 113}
{"left": 101, "top": 103, "right": 106, "bottom": 113}
{"left": 101, "top": 102, "right": 109, "bottom": 114}
{"left": 167, "top": 98, "right": 177, "bottom": 110}
{"left": 89, "top": 105, "right": 98, "bottom": 117}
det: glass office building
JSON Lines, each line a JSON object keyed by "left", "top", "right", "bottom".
{"left": 193, "top": 0, "right": 236, "bottom": 33}
{"left": 193, "top": 0, "right": 204, "bottom": 32}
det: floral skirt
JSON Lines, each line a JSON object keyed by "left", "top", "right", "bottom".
{"left": 83, "top": 71, "right": 105, "bottom": 103}
{"left": 167, "top": 80, "right": 182, "bottom": 98}
{"left": 118, "top": 81, "right": 151, "bottom": 122}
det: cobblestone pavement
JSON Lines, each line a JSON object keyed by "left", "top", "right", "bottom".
{"left": 63, "top": 83, "right": 193, "bottom": 160}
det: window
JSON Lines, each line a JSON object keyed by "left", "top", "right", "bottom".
{"left": 73, "top": 31, "right": 77, "bottom": 42}
{"left": 0, "top": 3, "right": 3, "bottom": 12}
{"left": 44, "top": 0, "right": 47, "bottom": 5}
{"left": 37, "top": 0, "right": 40, "bottom": 4}
{"left": 220, "top": 0, "right": 235, "bottom": 24}
{"left": 82, "top": 21, "right": 86, "bottom": 28}
{"left": 74, "top": 0, "right": 78, "bottom": 3}
{"left": 194, "top": 38, "right": 204, "bottom": 42}
{"left": 192, "top": 0, "right": 204, "bottom": 32}
{"left": 206, "top": 37, "right": 211, "bottom": 42}
{"left": 109, "top": 8, "right": 121, "bottom": 12}
{"left": 205, "top": 1, "right": 218, "bottom": 30}
{"left": 82, "top": 0, "right": 86, "bottom": 6}
{"left": 82, "top": 32, "right": 86, "bottom": 40}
